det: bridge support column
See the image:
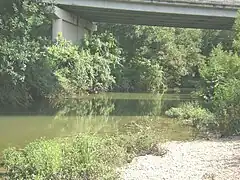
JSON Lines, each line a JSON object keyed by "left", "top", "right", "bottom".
{"left": 52, "top": 7, "right": 97, "bottom": 43}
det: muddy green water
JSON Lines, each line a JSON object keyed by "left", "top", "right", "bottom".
{"left": 0, "top": 92, "right": 196, "bottom": 153}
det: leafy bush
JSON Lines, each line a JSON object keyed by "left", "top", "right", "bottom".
{"left": 116, "top": 132, "right": 164, "bottom": 162}
{"left": 0, "top": 37, "right": 57, "bottom": 109}
{"left": 58, "top": 135, "right": 126, "bottom": 180}
{"left": 194, "top": 12, "right": 240, "bottom": 135}
{"left": 198, "top": 43, "right": 240, "bottom": 135}
{"left": 47, "top": 34, "right": 91, "bottom": 94}
{"left": 130, "top": 56, "right": 167, "bottom": 93}
{"left": 165, "top": 102, "right": 217, "bottom": 131}
{"left": 3, "top": 139, "right": 62, "bottom": 179}
{"left": 0, "top": 0, "right": 56, "bottom": 108}
{"left": 0, "top": 0, "right": 124, "bottom": 109}
{"left": 213, "top": 79, "right": 240, "bottom": 135}
{"left": 48, "top": 33, "right": 123, "bottom": 95}
{"left": 82, "top": 32, "right": 123, "bottom": 92}
{"left": 97, "top": 24, "right": 203, "bottom": 90}
{"left": 2, "top": 136, "right": 124, "bottom": 180}
{"left": 2, "top": 124, "right": 167, "bottom": 179}
{"left": 199, "top": 45, "right": 240, "bottom": 102}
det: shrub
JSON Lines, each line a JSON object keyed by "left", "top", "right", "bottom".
{"left": 48, "top": 33, "right": 123, "bottom": 95}
{"left": 116, "top": 132, "right": 165, "bottom": 162}
{"left": 2, "top": 124, "right": 168, "bottom": 179}
{"left": 57, "top": 134, "right": 126, "bottom": 180}
{"left": 47, "top": 34, "right": 90, "bottom": 94}
{"left": 165, "top": 102, "right": 217, "bottom": 131}
{"left": 198, "top": 44, "right": 240, "bottom": 135}
{"left": 199, "top": 45, "right": 240, "bottom": 102}
{"left": 97, "top": 25, "right": 204, "bottom": 90}
{"left": 116, "top": 118, "right": 168, "bottom": 161}
{"left": 2, "top": 136, "right": 124, "bottom": 180}
{"left": 0, "top": 0, "right": 56, "bottom": 108}
{"left": 82, "top": 32, "right": 123, "bottom": 92}
{"left": 213, "top": 79, "right": 240, "bottom": 135}
{"left": 3, "top": 139, "right": 62, "bottom": 179}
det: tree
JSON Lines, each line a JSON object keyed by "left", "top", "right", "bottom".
{"left": 97, "top": 24, "right": 203, "bottom": 91}
{"left": 0, "top": 0, "right": 55, "bottom": 108}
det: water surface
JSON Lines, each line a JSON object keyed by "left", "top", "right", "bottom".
{"left": 0, "top": 92, "right": 195, "bottom": 153}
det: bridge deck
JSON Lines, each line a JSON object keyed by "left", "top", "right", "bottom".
{"left": 52, "top": 0, "right": 240, "bottom": 29}
{"left": 128, "top": 0, "right": 240, "bottom": 7}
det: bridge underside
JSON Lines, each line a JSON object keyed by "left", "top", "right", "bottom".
{"left": 59, "top": 6, "right": 234, "bottom": 30}
{"left": 53, "top": 0, "right": 239, "bottom": 30}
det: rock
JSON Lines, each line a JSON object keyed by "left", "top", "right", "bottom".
{"left": 202, "top": 173, "right": 216, "bottom": 180}
{"left": 150, "top": 144, "right": 168, "bottom": 157}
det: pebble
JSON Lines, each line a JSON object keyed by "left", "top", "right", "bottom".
{"left": 120, "top": 137, "right": 240, "bottom": 180}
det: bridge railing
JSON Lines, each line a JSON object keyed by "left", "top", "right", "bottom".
{"left": 115, "top": 0, "right": 240, "bottom": 7}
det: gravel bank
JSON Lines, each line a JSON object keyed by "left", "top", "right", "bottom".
{"left": 120, "top": 136, "right": 240, "bottom": 180}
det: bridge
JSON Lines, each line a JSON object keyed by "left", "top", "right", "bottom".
{"left": 45, "top": 0, "right": 240, "bottom": 42}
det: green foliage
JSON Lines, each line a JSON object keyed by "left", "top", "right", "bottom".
{"left": 48, "top": 33, "right": 122, "bottom": 94}
{"left": 2, "top": 136, "right": 123, "bottom": 180}
{"left": 3, "top": 139, "right": 62, "bottom": 179}
{"left": 97, "top": 24, "right": 203, "bottom": 90}
{"left": 0, "top": 37, "right": 57, "bottom": 108}
{"left": 2, "top": 129, "right": 167, "bottom": 179}
{"left": 82, "top": 32, "right": 123, "bottom": 91}
{"left": 58, "top": 135, "right": 125, "bottom": 180}
{"left": 165, "top": 102, "right": 217, "bottom": 131}
{"left": 0, "top": 0, "right": 55, "bottom": 108}
{"left": 200, "top": 46, "right": 240, "bottom": 83}
{"left": 197, "top": 12, "right": 240, "bottom": 135}
{"left": 47, "top": 34, "right": 91, "bottom": 93}
{"left": 129, "top": 56, "right": 166, "bottom": 93}
{"left": 213, "top": 79, "right": 240, "bottom": 135}
{"left": 201, "top": 30, "right": 233, "bottom": 56}
{"left": 117, "top": 119, "right": 166, "bottom": 161}
{"left": 82, "top": 32, "right": 122, "bottom": 64}
{"left": 199, "top": 45, "right": 240, "bottom": 102}
{"left": 0, "top": 0, "right": 53, "bottom": 39}
{"left": 233, "top": 11, "right": 240, "bottom": 51}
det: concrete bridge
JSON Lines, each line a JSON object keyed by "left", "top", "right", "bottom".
{"left": 45, "top": 0, "right": 240, "bottom": 42}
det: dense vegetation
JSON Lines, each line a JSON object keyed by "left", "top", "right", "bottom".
{"left": 1, "top": 0, "right": 239, "bottom": 134}
{"left": 1, "top": 0, "right": 240, "bottom": 179}
{"left": 2, "top": 116, "right": 171, "bottom": 179}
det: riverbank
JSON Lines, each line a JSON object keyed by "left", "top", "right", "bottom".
{"left": 1, "top": 135, "right": 240, "bottom": 179}
{"left": 0, "top": 93, "right": 239, "bottom": 180}
{"left": 1, "top": 113, "right": 195, "bottom": 180}
{"left": 120, "top": 136, "right": 240, "bottom": 180}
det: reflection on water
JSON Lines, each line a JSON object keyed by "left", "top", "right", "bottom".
{"left": 0, "top": 92, "right": 195, "bottom": 153}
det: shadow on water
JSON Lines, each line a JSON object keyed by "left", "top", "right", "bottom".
{"left": 0, "top": 92, "right": 197, "bottom": 154}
